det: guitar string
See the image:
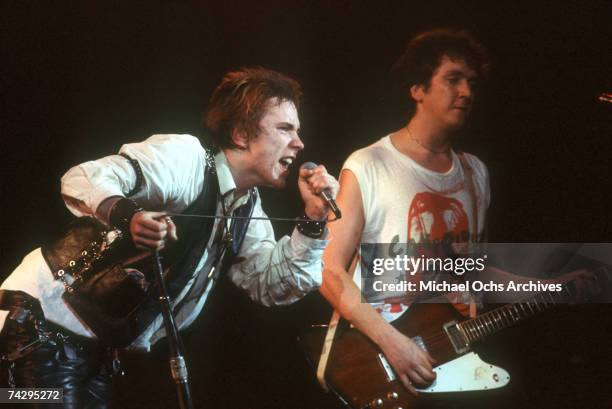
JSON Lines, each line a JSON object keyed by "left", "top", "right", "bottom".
{"left": 414, "top": 284, "right": 593, "bottom": 346}
{"left": 417, "top": 294, "right": 564, "bottom": 345}
{"left": 397, "top": 301, "right": 543, "bottom": 346}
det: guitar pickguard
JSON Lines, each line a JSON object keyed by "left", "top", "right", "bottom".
{"left": 417, "top": 352, "right": 510, "bottom": 393}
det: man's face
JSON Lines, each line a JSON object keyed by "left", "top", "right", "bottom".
{"left": 414, "top": 55, "right": 478, "bottom": 130}
{"left": 245, "top": 98, "right": 304, "bottom": 189}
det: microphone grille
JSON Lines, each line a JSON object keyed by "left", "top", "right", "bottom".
{"left": 301, "top": 161, "right": 317, "bottom": 170}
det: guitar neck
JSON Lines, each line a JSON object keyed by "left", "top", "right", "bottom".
{"left": 458, "top": 266, "right": 610, "bottom": 344}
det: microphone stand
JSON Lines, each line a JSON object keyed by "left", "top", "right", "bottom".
{"left": 152, "top": 250, "right": 194, "bottom": 409}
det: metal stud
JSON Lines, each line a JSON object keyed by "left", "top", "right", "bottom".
{"left": 222, "top": 232, "right": 233, "bottom": 246}
{"left": 372, "top": 398, "right": 383, "bottom": 408}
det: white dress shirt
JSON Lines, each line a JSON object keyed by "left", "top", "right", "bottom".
{"left": 1, "top": 134, "right": 327, "bottom": 350}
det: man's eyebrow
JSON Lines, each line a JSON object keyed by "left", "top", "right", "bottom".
{"left": 277, "top": 121, "right": 298, "bottom": 130}
{"left": 445, "top": 69, "right": 478, "bottom": 80}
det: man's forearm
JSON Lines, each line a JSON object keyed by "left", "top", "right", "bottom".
{"left": 320, "top": 267, "right": 399, "bottom": 348}
{"left": 228, "top": 226, "right": 328, "bottom": 306}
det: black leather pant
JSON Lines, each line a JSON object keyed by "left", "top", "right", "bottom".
{"left": 1, "top": 292, "right": 113, "bottom": 409}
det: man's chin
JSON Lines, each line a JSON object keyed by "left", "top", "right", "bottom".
{"left": 268, "top": 176, "right": 287, "bottom": 190}
{"left": 451, "top": 111, "right": 470, "bottom": 126}
{"left": 447, "top": 117, "right": 467, "bottom": 130}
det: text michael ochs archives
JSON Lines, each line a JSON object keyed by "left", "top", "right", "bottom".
{"left": 366, "top": 254, "right": 563, "bottom": 295}
{"left": 371, "top": 278, "right": 563, "bottom": 293}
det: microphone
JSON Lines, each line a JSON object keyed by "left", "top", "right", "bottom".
{"left": 301, "top": 162, "right": 342, "bottom": 219}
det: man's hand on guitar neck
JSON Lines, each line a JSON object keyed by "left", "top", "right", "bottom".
{"left": 483, "top": 266, "right": 597, "bottom": 303}
{"left": 378, "top": 326, "right": 437, "bottom": 396}
{"left": 557, "top": 268, "right": 598, "bottom": 303}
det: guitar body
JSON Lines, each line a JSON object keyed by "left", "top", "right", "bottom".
{"left": 300, "top": 265, "right": 609, "bottom": 408}
{"left": 299, "top": 303, "right": 510, "bottom": 409}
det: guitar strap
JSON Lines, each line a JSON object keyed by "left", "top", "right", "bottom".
{"left": 316, "top": 311, "right": 339, "bottom": 391}
{"left": 316, "top": 254, "right": 359, "bottom": 391}
{"left": 456, "top": 152, "right": 481, "bottom": 319}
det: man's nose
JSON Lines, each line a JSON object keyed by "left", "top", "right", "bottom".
{"left": 458, "top": 79, "right": 473, "bottom": 98}
{"left": 291, "top": 133, "right": 304, "bottom": 151}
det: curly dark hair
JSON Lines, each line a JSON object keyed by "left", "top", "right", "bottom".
{"left": 203, "top": 67, "right": 302, "bottom": 151}
{"left": 392, "top": 28, "right": 489, "bottom": 99}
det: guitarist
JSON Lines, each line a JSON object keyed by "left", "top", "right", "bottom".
{"left": 320, "top": 28, "right": 488, "bottom": 396}
{"left": 320, "top": 28, "right": 490, "bottom": 396}
{"left": 0, "top": 67, "right": 338, "bottom": 408}
{"left": 319, "top": 28, "right": 591, "bottom": 402}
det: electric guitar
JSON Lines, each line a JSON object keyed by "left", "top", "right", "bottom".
{"left": 299, "top": 267, "right": 610, "bottom": 409}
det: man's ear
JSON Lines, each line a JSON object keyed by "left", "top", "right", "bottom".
{"left": 231, "top": 128, "right": 249, "bottom": 150}
{"left": 410, "top": 84, "right": 425, "bottom": 103}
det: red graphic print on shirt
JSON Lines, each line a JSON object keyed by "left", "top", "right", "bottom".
{"left": 407, "top": 192, "right": 468, "bottom": 242}
{"left": 380, "top": 192, "right": 471, "bottom": 314}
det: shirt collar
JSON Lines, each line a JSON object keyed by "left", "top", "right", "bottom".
{"left": 214, "top": 150, "right": 250, "bottom": 210}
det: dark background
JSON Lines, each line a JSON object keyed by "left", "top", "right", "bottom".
{"left": 1, "top": 1, "right": 611, "bottom": 408}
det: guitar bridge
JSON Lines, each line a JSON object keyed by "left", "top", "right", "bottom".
{"left": 443, "top": 321, "right": 470, "bottom": 354}
{"left": 376, "top": 336, "right": 427, "bottom": 383}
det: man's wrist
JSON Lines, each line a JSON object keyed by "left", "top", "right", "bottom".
{"left": 303, "top": 204, "right": 328, "bottom": 221}
{"left": 108, "top": 198, "right": 143, "bottom": 233}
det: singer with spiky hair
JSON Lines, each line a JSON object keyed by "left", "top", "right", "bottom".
{"left": 0, "top": 67, "right": 338, "bottom": 408}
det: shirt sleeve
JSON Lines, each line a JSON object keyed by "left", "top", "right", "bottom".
{"left": 463, "top": 152, "right": 491, "bottom": 210}
{"left": 342, "top": 147, "right": 375, "bottom": 230}
{"left": 226, "top": 196, "right": 328, "bottom": 306}
{"left": 463, "top": 152, "right": 491, "bottom": 241}
{"left": 60, "top": 134, "right": 206, "bottom": 218}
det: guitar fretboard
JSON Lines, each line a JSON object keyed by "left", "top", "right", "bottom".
{"left": 458, "top": 266, "right": 610, "bottom": 344}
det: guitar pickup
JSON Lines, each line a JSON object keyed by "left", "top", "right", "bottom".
{"left": 443, "top": 321, "right": 470, "bottom": 355}
{"left": 412, "top": 335, "right": 428, "bottom": 353}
